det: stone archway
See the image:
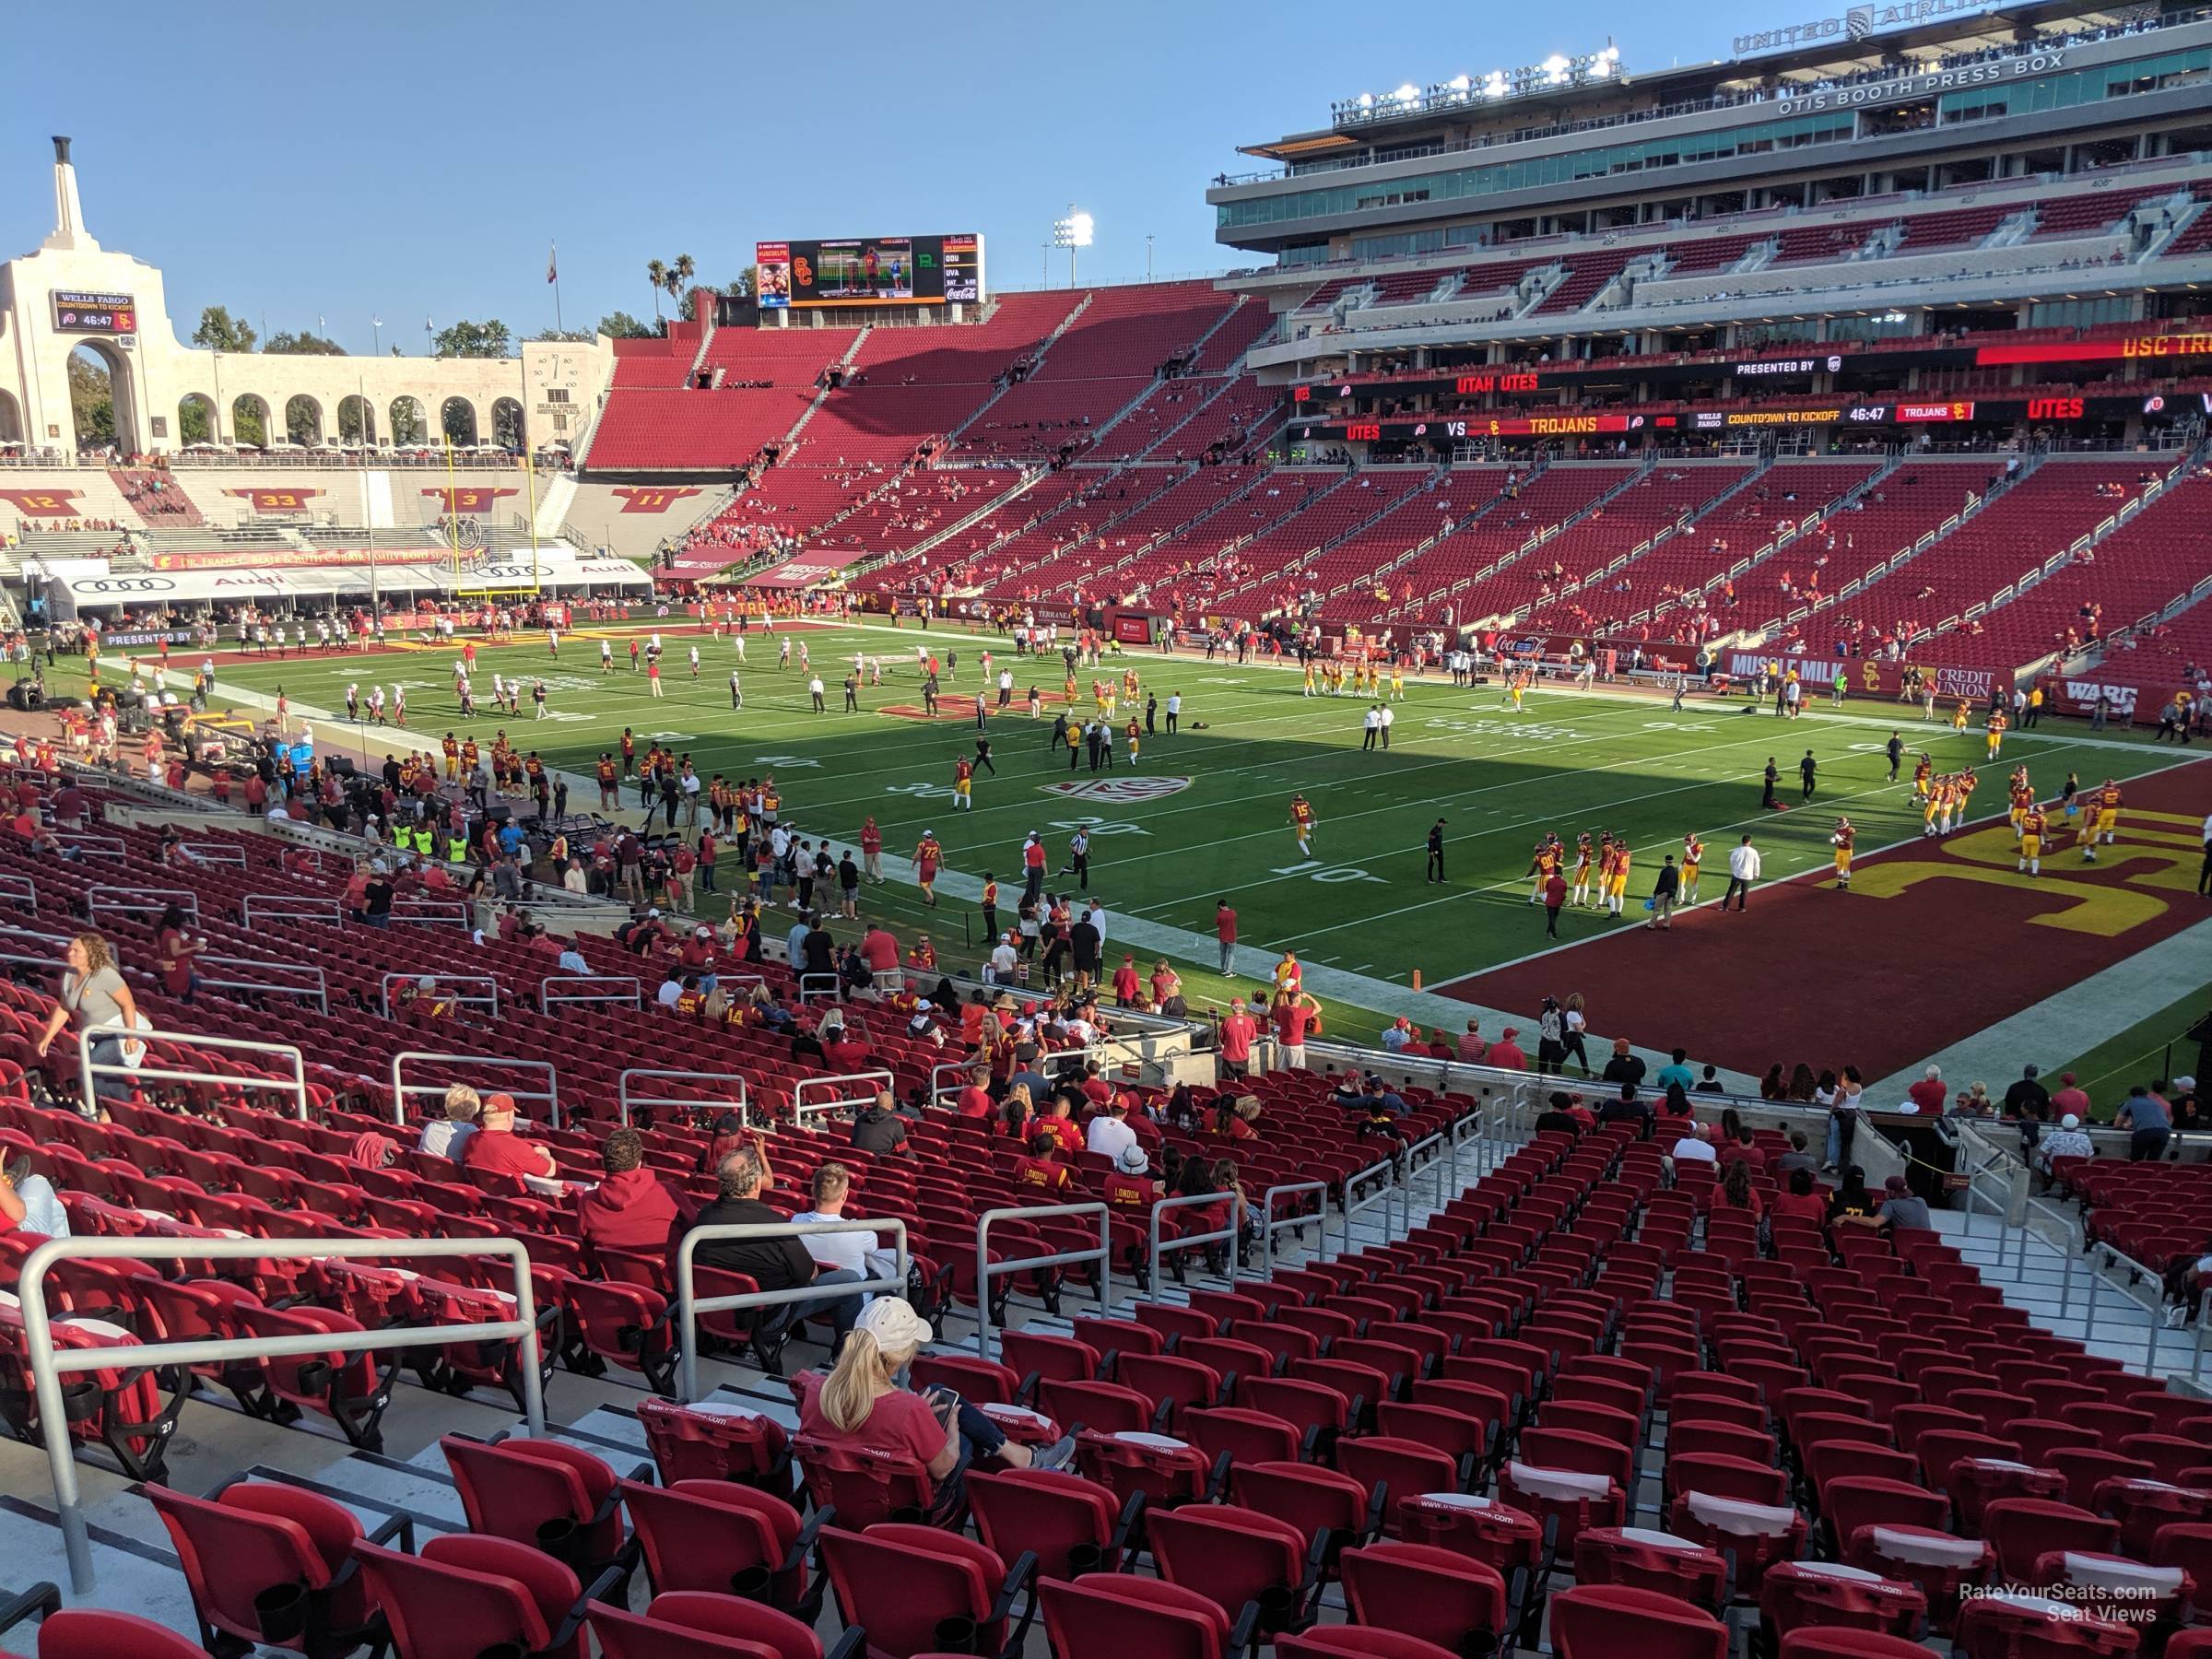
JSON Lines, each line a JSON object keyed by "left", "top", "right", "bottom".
{"left": 177, "top": 393, "right": 218, "bottom": 446}
{"left": 490, "top": 396, "right": 524, "bottom": 452}
{"left": 388, "top": 395, "right": 427, "bottom": 446}
{"left": 232, "top": 393, "right": 272, "bottom": 450}
{"left": 336, "top": 394, "right": 377, "bottom": 446}
{"left": 0, "top": 389, "right": 22, "bottom": 447}
{"left": 440, "top": 396, "right": 479, "bottom": 446}
{"left": 68, "top": 339, "right": 138, "bottom": 455}
{"left": 284, "top": 394, "right": 325, "bottom": 447}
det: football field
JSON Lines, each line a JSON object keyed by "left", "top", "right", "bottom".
{"left": 152, "top": 616, "right": 2187, "bottom": 1053}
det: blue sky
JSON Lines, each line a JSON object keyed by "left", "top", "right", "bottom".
{"left": 3, "top": 0, "right": 1775, "bottom": 353}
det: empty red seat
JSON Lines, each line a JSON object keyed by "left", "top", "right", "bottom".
{"left": 1038, "top": 1572, "right": 1247, "bottom": 1659}
{"left": 1551, "top": 1584, "right": 1727, "bottom": 1659}
{"left": 145, "top": 1477, "right": 390, "bottom": 1658}
{"left": 590, "top": 1590, "right": 861, "bottom": 1659}
{"left": 36, "top": 1609, "right": 209, "bottom": 1659}
{"left": 352, "top": 1533, "right": 597, "bottom": 1659}
{"left": 819, "top": 1521, "right": 1034, "bottom": 1659}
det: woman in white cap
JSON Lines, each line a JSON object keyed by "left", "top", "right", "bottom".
{"left": 795, "top": 1298, "right": 1072, "bottom": 1524}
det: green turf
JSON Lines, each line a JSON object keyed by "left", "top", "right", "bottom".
{"left": 72, "top": 619, "right": 2185, "bottom": 1047}
{"left": 2056, "top": 979, "right": 2212, "bottom": 1115}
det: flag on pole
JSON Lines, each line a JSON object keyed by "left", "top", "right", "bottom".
{"left": 547, "top": 241, "right": 558, "bottom": 285}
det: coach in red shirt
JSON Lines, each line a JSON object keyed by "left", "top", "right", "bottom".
{"left": 464, "top": 1094, "right": 559, "bottom": 1182}
{"left": 575, "top": 1127, "right": 680, "bottom": 1253}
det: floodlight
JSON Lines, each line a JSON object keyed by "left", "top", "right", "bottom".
{"left": 1448, "top": 73, "right": 1472, "bottom": 91}
{"left": 1393, "top": 82, "right": 1419, "bottom": 102}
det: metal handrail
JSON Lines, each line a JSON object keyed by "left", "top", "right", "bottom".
{"left": 52, "top": 833, "right": 124, "bottom": 862}
{"left": 0, "top": 871, "right": 35, "bottom": 909}
{"left": 196, "top": 955, "right": 328, "bottom": 1013}
{"left": 796, "top": 972, "right": 841, "bottom": 1003}
{"left": 241, "top": 894, "right": 343, "bottom": 926}
{"left": 674, "top": 1219, "right": 910, "bottom": 1403}
{"left": 619, "top": 1067, "right": 750, "bottom": 1129}
{"left": 1259, "top": 1180, "right": 1343, "bottom": 1278}
{"left": 540, "top": 975, "right": 641, "bottom": 1015}
{"left": 388, "top": 1051, "right": 560, "bottom": 1130}
{"left": 379, "top": 972, "right": 500, "bottom": 1020}
{"left": 21, "top": 1233, "right": 546, "bottom": 1594}
{"left": 792, "top": 1069, "right": 895, "bottom": 1128}
{"left": 930, "top": 1060, "right": 981, "bottom": 1108}
{"left": 977, "top": 1202, "right": 1112, "bottom": 1365}
{"left": 1344, "top": 1155, "right": 1400, "bottom": 1240}
{"left": 1402, "top": 1129, "right": 1453, "bottom": 1223}
{"left": 79, "top": 1023, "right": 308, "bottom": 1119}
{"left": 1147, "top": 1189, "right": 1241, "bottom": 1295}
{"left": 86, "top": 885, "right": 197, "bottom": 926}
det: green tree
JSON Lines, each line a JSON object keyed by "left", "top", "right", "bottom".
{"left": 190, "top": 304, "right": 256, "bottom": 353}
{"left": 595, "top": 311, "right": 656, "bottom": 339}
{"left": 265, "top": 329, "right": 347, "bottom": 356}
{"left": 431, "top": 318, "right": 512, "bottom": 359}
{"left": 526, "top": 327, "right": 594, "bottom": 343}
{"left": 67, "top": 354, "right": 113, "bottom": 449}
{"left": 388, "top": 398, "right": 425, "bottom": 444}
{"left": 646, "top": 258, "right": 668, "bottom": 323}
{"left": 233, "top": 399, "right": 267, "bottom": 448}
{"left": 178, "top": 398, "right": 211, "bottom": 443}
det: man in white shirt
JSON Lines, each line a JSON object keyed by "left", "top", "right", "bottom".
{"left": 1085, "top": 900, "right": 1109, "bottom": 950}
{"left": 791, "top": 1162, "right": 892, "bottom": 1283}
{"left": 987, "top": 934, "right": 1019, "bottom": 984}
{"left": 1379, "top": 704, "right": 1395, "bottom": 750}
{"left": 1361, "top": 705, "right": 1382, "bottom": 751}
{"left": 1672, "top": 1122, "right": 1719, "bottom": 1165}
{"left": 0, "top": 1156, "right": 69, "bottom": 1237}
{"left": 1165, "top": 692, "right": 1181, "bottom": 734}
{"left": 1086, "top": 1100, "right": 1137, "bottom": 1163}
{"left": 1723, "top": 835, "right": 1762, "bottom": 911}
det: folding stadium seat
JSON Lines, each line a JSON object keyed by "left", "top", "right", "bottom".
{"left": 1776, "top": 1632, "right": 1941, "bottom": 1658}
{"left": 1667, "top": 1451, "right": 1790, "bottom": 1507}
{"left": 441, "top": 1433, "right": 636, "bottom": 1576}
{"left": 563, "top": 1277, "right": 677, "bottom": 1395}
{"left": 146, "top": 1477, "right": 402, "bottom": 1659}
{"left": 352, "top": 1534, "right": 603, "bottom": 1659}
{"left": 1952, "top": 1591, "right": 2144, "bottom": 1656}
{"left": 1038, "top": 1572, "right": 1253, "bottom": 1659}
{"left": 635, "top": 1396, "right": 793, "bottom": 1495}
{"left": 1341, "top": 1540, "right": 1512, "bottom": 1655}
{"left": 1149, "top": 1502, "right": 1319, "bottom": 1637}
{"left": 1073, "top": 1428, "right": 1212, "bottom": 1511}
{"left": 818, "top": 1524, "right": 1035, "bottom": 1659}
{"left": 1277, "top": 1633, "right": 1460, "bottom": 1659}
{"left": 618, "top": 1477, "right": 821, "bottom": 1615}
{"left": 0, "top": 1306, "right": 183, "bottom": 1481}
{"left": 1573, "top": 1526, "right": 1731, "bottom": 1614}
{"left": 1229, "top": 1461, "right": 1381, "bottom": 1578}
{"left": 1497, "top": 1453, "right": 1625, "bottom": 1552}
{"left": 2035, "top": 1550, "right": 2188, "bottom": 1630}
{"left": 1241, "top": 1376, "right": 1354, "bottom": 1454}
{"left": 996, "top": 1329, "right": 1100, "bottom": 1400}
{"left": 1982, "top": 1500, "right": 2123, "bottom": 1585}
{"left": 1666, "top": 1489, "right": 1807, "bottom": 1596}
{"left": 1550, "top": 1584, "right": 1728, "bottom": 1659}
{"left": 2099, "top": 1475, "right": 2212, "bottom": 1557}
{"left": 590, "top": 1591, "right": 865, "bottom": 1659}
{"left": 1337, "top": 1436, "right": 1463, "bottom": 1528}
{"left": 1119, "top": 1352, "right": 1226, "bottom": 1434}
{"left": 968, "top": 1466, "right": 1136, "bottom": 1582}
{"left": 35, "top": 1610, "right": 210, "bottom": 1659}
{"left": 1759, "top": 1560, "right": 1927, "bottom": 1648}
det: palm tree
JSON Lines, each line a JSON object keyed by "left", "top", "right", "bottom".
{"left": 646, "top": 259, "right": 668, "bottom": 323}
{"left": 666, "top": 253, "right": 695, "bottom": 317}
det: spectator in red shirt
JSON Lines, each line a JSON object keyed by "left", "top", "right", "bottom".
{"left": 1040, "top": 1099, "right": 1084, "bottom": 1155}
{"left": 2048, "top": 1071, "right": 2091, "bottom": 1122}
{"left": 464, "top": 1094, "right": 559, "bottom": 1182}
{"left": 1218, "top": 998, "right": 1258, "bottom": 1080}
{"left": 1271, "top": 990, "right": 1318, "bottom": 1069}
{"left": 1013, "top": 1131, "right": 1072, "bottom": 1193}
{"left": 575, "top": 1127, "right": 680, "bottom": 1254}
{"left": 1769, "top": 1166, "right": 1830, "bottom": 1222}
{"left": 955, "top": 1065, "right": 995, "bottom": 1118}
{"left": 1215, "top": 900, "right": 1238, "bottom": 976}
{"left": 1112, "top": 956, "right": 1141, "bottom": 1006}
{"left": 822, "top": 1015, "right": 870, "bottom": 1075}
{"left": 1906, "top": 1065, "right": 1948, "bottom": 1114}
{"left": 1456, "top": 1020, "right": 1488, "bottom": 1063}
{"left": 1101, "top": 1142, "right": 1159, "bottom": 1208}
{"left": 1488, "top": 1026, "right": 1528, "bottom": 1070}
{"left": 859, "top": 923, "right": 900, "bottom": 976}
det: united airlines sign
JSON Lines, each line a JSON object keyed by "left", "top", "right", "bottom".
{"left": 1775, "top": 50, "right": 2067, "bottom": 112}
{"left": 1736, "top": 0, "right": 1999, "bottom": 55}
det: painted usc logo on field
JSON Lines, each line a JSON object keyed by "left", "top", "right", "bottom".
{"left": 1847, "top": 811, "right": 2204, "bottom": 932}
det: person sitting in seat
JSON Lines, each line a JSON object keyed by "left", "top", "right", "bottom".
{"left": 793, "top": 1298, "right": 1071, "bottom": 1526}
{"left": 575, "top": 1127, "right": 680, "bottom": 1255}
{"left": 418, "top": 1084, "right": 481, "bottom": 1160}
{"left": 464, "top": 1093, "right": 559, "bottom": 1182}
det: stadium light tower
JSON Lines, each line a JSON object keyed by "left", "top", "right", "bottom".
{"left": 1053, "top": 207, "right": 1094, "bottom": 288}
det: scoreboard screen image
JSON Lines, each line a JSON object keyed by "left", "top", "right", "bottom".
{"left": 756, "top": 235, "right": 982, "bottom": 310}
